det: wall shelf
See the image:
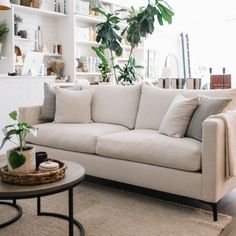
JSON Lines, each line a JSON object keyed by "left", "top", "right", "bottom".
{"left": 44, "top": 53, "right": 63, "bottom": 57}
{"left": 0, "top": 57, "right": 7, "bottom": 60}
{"left": 14, "top": 37, "right": 36, "bottom": 42}
{"left": 76, "top": 14, "right": 105, "bottom": 24}
{"left": 12, "top": 4, "right": 68, "bottom": 18}
{"left": 76, "top": 72, "right": 101, "bottom": 77}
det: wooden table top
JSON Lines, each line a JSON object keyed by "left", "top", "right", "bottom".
{"left": 0, "top": 160, "right": 85, "bottom": 200}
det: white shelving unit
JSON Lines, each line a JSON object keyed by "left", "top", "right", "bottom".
{"left": 12, "top": 4, "right": 67, "bottom": 18}
{"left": 0, "top": 0, "right": 144, "bottom": 83}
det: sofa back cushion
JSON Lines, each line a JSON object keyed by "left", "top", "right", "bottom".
{"left": 135, "top": 84, "right": 236, "bottom": 130}
{"left": 82, "top": 84, "right": 142, "bottom": 129}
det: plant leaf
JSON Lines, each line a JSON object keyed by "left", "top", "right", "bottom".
{"left": 92, "top": 7, "right": 107, "bottom": 17}
{"left": 28, "top": 126, "right": 37, "bottom": 137}
{"left": 8, "top": 150, "right": 27, "bottom": 170}
{"left": 9, "top": 111, "right": 18, "bottom": 121}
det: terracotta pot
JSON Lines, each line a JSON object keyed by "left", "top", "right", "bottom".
{"left": 7, "top": 146, "right": 36, "bottom": 173}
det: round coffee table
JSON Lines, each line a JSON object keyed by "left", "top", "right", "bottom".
{"left": 0, "top": 160, "right": 85, "bottom": 236}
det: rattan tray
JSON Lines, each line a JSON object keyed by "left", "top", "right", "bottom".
{"left": 0, "top": 159, "right": 67, "bottom": 186}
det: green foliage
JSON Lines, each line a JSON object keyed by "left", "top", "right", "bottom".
{"left": 93, "top": 7, "right": 123, "bottom": 57}
{"left": 8, "top": 150, "right": 27, "bottom": 170}
{"left": 117, "top": 57, "right": 143, "bottom": 84}
{"left": 1, "top": 111, "right": 37, "bottom": 152}
{"left": 92, "top": 46, "right": 111, "bottom": 82}
{"left": 123, "top": 0, "right": 174, "bottom": 48}
{"left": 93, "top": 0, "right": 174, "bottom": 84}
{"left": 0, "top": 21, "right": 9, "bottom": 43}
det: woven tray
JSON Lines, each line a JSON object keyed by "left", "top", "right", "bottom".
{"left": 0, "top": 159, "right": 67, "bottom": 186}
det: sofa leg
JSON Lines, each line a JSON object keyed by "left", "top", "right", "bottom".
{"left": 210, "top": 203, "right": 218, "bottom": 221}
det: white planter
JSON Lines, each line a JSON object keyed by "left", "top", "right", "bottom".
{"left": 7, "top": 146, "right": 36, "bottom": 174}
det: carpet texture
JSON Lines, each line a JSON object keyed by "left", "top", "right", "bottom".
{"left": 0, "top": 182, "right": 231, "bottom": 236}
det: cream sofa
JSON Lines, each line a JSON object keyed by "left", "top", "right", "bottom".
{"left": 19, "top": 84, "right": 236, "bottom": 221}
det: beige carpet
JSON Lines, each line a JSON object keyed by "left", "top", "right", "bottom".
{"left": 0, "top": 182, "right": 231, "bottom": 236}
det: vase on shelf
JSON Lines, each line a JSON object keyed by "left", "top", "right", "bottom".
{"left": 0, "top": 43, "right": 2, "bottom": 55}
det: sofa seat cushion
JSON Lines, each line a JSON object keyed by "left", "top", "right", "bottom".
{"left": 96, "top": 129, "right": 202, "bottom": 172}
{"left": 27, "top": 122, "right": 128, "bottom": 154}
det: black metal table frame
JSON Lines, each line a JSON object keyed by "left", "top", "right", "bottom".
{"left": 0, "top": 184, "right": 85, "bottom": 236}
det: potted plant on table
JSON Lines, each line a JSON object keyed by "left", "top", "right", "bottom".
{"left": 1, "top": 111, "right": 37, "bottom": 173}
{"left": 0, "top": 21, "right": 9, "bottom": 55}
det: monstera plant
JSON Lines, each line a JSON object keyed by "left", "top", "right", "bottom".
{"left": 1, "top": 111, "right": 37, "bottom": 173}
{"left": 93, "top": 0, "right": 174, "bottom": 84}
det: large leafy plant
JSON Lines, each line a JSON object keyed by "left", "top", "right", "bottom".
{"left": 0, "top": 21, "right": 9, "bottom": 43}
{"left": 93, "top": 7, "right": 122, "bottom": 83}
{"left": 93, "top": 0, "right": 174, "bottom": 84}
{"left": 92, "top": 45, "right": 111, "bottom": 82}
{"left": 1, "top": 111, "right": 37, "bottom": 169}
{"left": 119, "top": 0, "right": 174, "bottom": 84}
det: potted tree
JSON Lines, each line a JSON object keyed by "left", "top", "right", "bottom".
{"left": 1, "top": 111, "right": 37, "bottom": 173}
{"left": 93, "top": 0, "right": 174, "bottom": 85}
{"left": 0, "top": 21, "right": 9, "bottom": 55}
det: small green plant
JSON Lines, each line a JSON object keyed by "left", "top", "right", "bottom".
{"left": 0, "top": 21, "right": 9, "bottom": 43}
{"left": 92, "top": 45, "right": 111, "bottom": 82}
{"left": 1, "top": 111, "right": 37, "bottom": 169}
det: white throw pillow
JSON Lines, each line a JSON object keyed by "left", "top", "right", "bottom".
{"left": 159, "top": 94, "right": 198, "bottom": 138}
{"left": 54, "top": 87, "right": 93, "bottom": 123}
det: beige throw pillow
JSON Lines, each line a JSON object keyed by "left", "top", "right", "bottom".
{"left": 54, "top": 88, "right": 92, "bottom": 123}
{"left": 159, "top": 94, "right": 198, "bottom": 138}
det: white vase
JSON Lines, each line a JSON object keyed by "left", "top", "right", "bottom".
{"left": 0, "top": 43, "right": 2, "bottom": 55}
{"left": 7, "top": 146, "right": 36, "bottom": 174}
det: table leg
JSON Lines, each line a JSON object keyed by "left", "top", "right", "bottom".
{"left": 69, "top": 187, "right": 73, "bottom": 236}
{"left": 0, "top": 201, "right": 22, "bottom": 228}
{"left": 37, "top": 197, "right": 41, "bottom": 215}
{"left": 36, "top": 189, "right": 85, "bottom": 236}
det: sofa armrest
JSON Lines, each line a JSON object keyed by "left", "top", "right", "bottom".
{"left": 202, "top": 113, "right": 236, "bottom": 202}
{"left": 19, "top": 105, "right": 45, "bottom": 125}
